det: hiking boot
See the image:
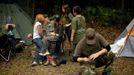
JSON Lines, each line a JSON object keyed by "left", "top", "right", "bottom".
{"left": 50, "top": 60, "right": 56, "bottom": 67}
{"left": 48, "top": 56, "right": 56, "bottom": 67}
{"left": 44, "top": 60, "right": 50, "bottom": 66}
{"left": 31, "top": 61, "right": 38, "bottom": 66}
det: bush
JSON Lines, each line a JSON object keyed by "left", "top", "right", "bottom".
{"left": 83, "top": 6, "right": 132, "bottom": 26}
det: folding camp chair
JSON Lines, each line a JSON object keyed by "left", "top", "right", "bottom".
{"left": 0, "top": 34, "right": 15, "bottom": 61}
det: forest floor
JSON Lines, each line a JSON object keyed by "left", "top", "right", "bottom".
{"left": 0, "top": 23, "right": 134, "bottom": 75}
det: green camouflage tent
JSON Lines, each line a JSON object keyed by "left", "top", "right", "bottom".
{"left": 0, "top": 4, "right": 33, "bottom": 45}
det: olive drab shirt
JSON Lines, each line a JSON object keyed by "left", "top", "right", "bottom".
{"left": 71, "top": 15, "right": 86, "bottom": 44}
{"left": 61, "top": 13, "right": 73, "bottom": 27}
{"left": 43, "top": 21, "right": 55, "bottom": 36}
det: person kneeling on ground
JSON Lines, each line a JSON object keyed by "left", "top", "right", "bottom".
{"left": 73, "top": 28, "right": 114, "bottom": 75}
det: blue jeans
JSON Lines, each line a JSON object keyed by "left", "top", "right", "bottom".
{"left": 33, "top": 38, "right": 44, "bottom": 63}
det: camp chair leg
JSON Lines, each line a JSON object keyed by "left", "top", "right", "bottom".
{"left": 0, "top": 50, "right": 11, "bottom": 61}
{"left": 11, "top": 48, "right": 16, "bottom": 56}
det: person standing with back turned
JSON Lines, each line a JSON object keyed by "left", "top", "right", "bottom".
{"left": 71, "top": 5, "right": 86, "bottom": 49}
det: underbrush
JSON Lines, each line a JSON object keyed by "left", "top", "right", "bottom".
{"left": 83, "top": 6, "right": 132, "bottom": 26}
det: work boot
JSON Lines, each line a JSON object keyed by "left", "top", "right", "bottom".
{"left": 44, "top": 56, "right": 50, "bottom": 66}
{"left": 44, "top": 60, "right": 50, "bottom": 66}
{"left": 50, "top": 60, "right": 56, "bottom": 67}
{"left": 50, "top": 56, "right": 56, "bottom": 67}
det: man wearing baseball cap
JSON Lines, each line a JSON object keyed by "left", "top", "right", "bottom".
{"left": 73, "top": 28, "right": 113, "bottom": 74}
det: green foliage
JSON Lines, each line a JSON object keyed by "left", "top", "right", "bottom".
{"left": 83, "top": 6, "right": 132, "bottom": 26}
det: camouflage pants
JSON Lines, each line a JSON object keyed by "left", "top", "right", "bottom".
{"left": 79, "top": 51, "right": 115, "bottom": 75}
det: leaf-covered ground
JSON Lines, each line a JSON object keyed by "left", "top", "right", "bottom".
{"left": 0, "top": 23, "right": 134, "bottom": 75}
